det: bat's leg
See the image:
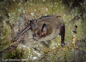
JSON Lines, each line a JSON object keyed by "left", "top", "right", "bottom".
{"left": 14, "top": 24, "right": 31, "bottom": 41}
{"left": 60, "top": 24, "right": 65, "bottom": 46}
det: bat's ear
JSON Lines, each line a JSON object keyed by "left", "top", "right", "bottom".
{"left": 30, "top": 21, "right": 36, "bottom": 29}
{"left": 41, "top": 23, "right": 47, "bottom": 33}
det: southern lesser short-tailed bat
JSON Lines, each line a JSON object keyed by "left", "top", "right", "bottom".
{"left": 14, "top": 15, "right": 65, "bottom": 47}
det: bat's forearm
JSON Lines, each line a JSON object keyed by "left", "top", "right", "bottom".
{"left": 60, "top": 24, "right": 65, "bottom": 46}
{"left": 15, "top": 24, "right": 31, "bottom": 41}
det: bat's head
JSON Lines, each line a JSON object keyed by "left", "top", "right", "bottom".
{"left": 30, "top": 21, "right": 48, "bottom": 41}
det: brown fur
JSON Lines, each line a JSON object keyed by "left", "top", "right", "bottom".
{"left": 31, "top": 16, "right": 63, "bottom": 42}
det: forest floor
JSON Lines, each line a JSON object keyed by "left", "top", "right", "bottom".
{"left": 0, "top": 0, "right": 86, "bottom": 62}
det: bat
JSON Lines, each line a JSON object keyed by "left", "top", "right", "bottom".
{"left": 14, "top": 15, "right": 65, "bottom": 47}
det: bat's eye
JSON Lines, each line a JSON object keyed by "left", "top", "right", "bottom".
{"left": 33, "top": 32, "right": 40, "bottom": 37}
{"left": 37, "top": 32, "right": 40, "bottom": 35}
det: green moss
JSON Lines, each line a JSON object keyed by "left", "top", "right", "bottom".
{"left": 6, "top": 49, "right": 24, "bottom": 59}
{"left": 0, "top": 0, "right": 86, "bottom": 62}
